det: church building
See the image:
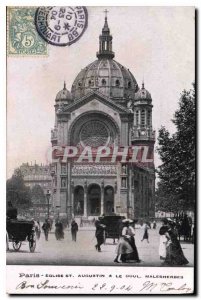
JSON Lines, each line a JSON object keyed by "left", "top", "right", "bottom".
{"left": 50, "top": 15, "right": 155, "bottom": 220}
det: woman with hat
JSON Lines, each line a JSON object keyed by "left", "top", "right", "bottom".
{"left": 158, "top": 218, "right": 169, "bottom": 260}
{"left": 114, "top": 219, "right": 140, "bottom": 263}
{"left": 163, "top": 219, "right": 189, "bottom": 265}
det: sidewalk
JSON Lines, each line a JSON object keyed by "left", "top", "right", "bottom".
{"left": 7, "top": 226, "right": 194, "bottom": 266}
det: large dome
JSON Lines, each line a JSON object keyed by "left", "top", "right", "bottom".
{"left": 71, "top": 58, "right": 138, "bottom": 101}
{"left": 71, "top": 15, "right": 139, "bottom": 103}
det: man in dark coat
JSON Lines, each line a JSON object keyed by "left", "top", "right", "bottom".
{"left": 6, "top": 201, "right": 17, "bottom": 219}
{"left": 95, "top": 219, "right": 106, "bottom": 252}
{"left": 42, "top": 219, "right": 50, "bottom": 241}
{"left": 71, "top": 219, "right": 78, "bottom": 241}
{"left": 55, "top": 218, "right": 64, "bottom": 240}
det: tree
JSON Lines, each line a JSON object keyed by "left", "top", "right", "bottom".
{"left": 155, "top": 181, "right": 181, "bottom": 214}
{"left": 6, "top": 168, "right": 32, "bottom": 208}
{"left": 157, "top": 84, "right": 195, "bottom": 213}
{"left": 31, "top": 184, "right": 46, "bottom": 204}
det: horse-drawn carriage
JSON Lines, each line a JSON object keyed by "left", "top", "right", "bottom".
{"left": 6, "top": 219, "right": 36, "bottom": 252}
{"left": 100, "top": 215, "right": 125, "bottom": 243}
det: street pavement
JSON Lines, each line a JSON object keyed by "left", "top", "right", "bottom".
{"left": 7, "top": 225, "right": 194, "bottom": 267}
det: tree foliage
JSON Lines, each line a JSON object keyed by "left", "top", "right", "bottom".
{"left": 31, "top": 184, "right": 46, "bottom": 204}
{"left": 156, "top": 84, "right": 195, "bottom": 213}
{"left": 6, "top": 168, "right": 32, "bottom": 208}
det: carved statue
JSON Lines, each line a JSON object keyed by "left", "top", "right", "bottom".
{"left": 61, "top": 178, "right": 66, "bottom": 187}
{"left": 122, "top": 164, "right": 127, "bottom": 174}
{"left": 122, "top": 178, "right": 126, "bottom": 188}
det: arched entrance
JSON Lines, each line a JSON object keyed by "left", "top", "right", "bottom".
{"left": 87, "top": 184, "right": 101, "bottom": 215}
{"left": 104, "top": 186, "right": 114, "bottom": 214}
{"left": 74, "top": 186, "right": 84, "bottom": 216}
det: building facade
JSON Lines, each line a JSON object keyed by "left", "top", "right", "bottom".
{"left": 51, "top": 16, "right": 155, "bottom": 219}
{"left": 17, "top": 163, "right": 52, "bottom": 195}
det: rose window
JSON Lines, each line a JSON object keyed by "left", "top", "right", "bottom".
{"left": 80, "top": 120, "right": 110, "bottom": 147}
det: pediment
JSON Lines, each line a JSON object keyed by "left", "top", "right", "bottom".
{"left": 64, "top": 91, "right": 131, "bottom": 114}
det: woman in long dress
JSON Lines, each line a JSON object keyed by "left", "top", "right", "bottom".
{"left": 164, "top": 220, "right": 189, "bottom": 265}
{"left": 141, "top": 222, "right": 150, "bottom": 243}
{"left": 159, "top": 218, "right": 169, "bottom": 260}
{"left": 114, "top": 220, "right": 140, "bottom": 263}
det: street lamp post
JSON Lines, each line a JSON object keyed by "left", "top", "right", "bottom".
{"left": 46, "top": 190, "right": 51, "bottom": 219}
{"left": 50, "top": 169, "right": 55, "bottom": 213}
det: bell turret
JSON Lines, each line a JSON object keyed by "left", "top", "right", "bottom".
{"left": 96, "top": 10, "right": 115, "bottom": 59}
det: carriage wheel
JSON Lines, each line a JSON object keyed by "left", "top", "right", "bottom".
{"left": 13, "top": 241, "right": 22, "bottom": 251}
{"left": 6, "top": 233, "right": 9, "bottom": 251}
{"left": 29, "top": 233, "right": 36, "bottom": 253}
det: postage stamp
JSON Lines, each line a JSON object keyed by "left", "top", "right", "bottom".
{"left": 35, "top": 6, "right": 88, "bottom": 46}
{"left": 7, "top": 7, "right": 48, "bottom": 55}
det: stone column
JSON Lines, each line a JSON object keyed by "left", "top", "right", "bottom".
{"left": 84, "top": 180, "right": 87, "bottom": 217}
{"left": 71, "top": 180, "right": 74, "bottom": 218}
{"left": 114, "top": 181, "right": 117, "bottom": 214}
{"left": 67, "top": 162, "right": 71, "bottom": 217}
{"left": 139, "top": 109, "right": 141, "bottom": 125}
{"left": 101, "top": 180, "right": 104, "bottom": 215}
{"left": 128, "top": 164, "right": 133, "bottom": 218}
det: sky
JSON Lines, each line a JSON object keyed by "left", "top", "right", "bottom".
{"left": 7, "top": 6, "right": 195, "bottom": 178}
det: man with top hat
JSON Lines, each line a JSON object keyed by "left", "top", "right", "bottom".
{"left": 95, "top": 217, "right": 106, "bottom": 252}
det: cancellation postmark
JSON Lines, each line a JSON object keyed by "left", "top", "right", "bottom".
{"left": 35, "top": 6, "right": 88, "bottom": 46}
{"left": 7, "top": 7, "right": 48, "bottom": 56}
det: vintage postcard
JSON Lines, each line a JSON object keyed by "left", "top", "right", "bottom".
{"left": 6, "top": 6, "right": 195, "bottom": 294}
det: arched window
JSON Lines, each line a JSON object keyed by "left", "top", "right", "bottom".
{"left": 128, "top": 81, "right": 131, "bottom": 89}
{"left": 78, "top": 81, "right": 82, "bottom": 87}
{"left": 147, "top": 110, "right": 151, "bottom": 126}
{"left": 141, "top": 110, "right": 145, "bottom": 125}
{"left": 74, "top": 186, "right": 84, "bottom": 216}
{"left": 136, "top": 110, "right": 139, "bottom": 125}
{"left": 102, "top": 79, "right": 106, "bottom": 86}
{"left": 104, "top": 186, "right": 114, "bottom": 214}
{"left": 88, "top": 79, "right": 94, "bottom": 87}
{"left": 115, "top": 79, "right": 120, "bottom": 87}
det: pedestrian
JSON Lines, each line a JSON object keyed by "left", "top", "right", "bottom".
{"left": 32, "top": 218, "right": 40, "bottom": 240}
{"left": 95, "top": 218, "right": 106, "bottom": 252}
{"left": 153, "top": 220, "right": 156, "bottom": 229}
{"left": 42, "top": 219, "right": 50, "bottom": 241}
{"left": 80, "top": 217, "right": 83, "bottom": 227}
{"left": 114, "top": 219, "right": 140, "bottom": 263}
{"left": 181, "top": 214, "right": 191, "bottom": 241}
{"left": 141, "top": 221, "right": 150, "bottom": 243}
{"left": 55, "top": 218, "right": 64, "bottom": 240}
{"left": 71, "top": 219, "right": 78, "bottom": 241}
{"left": 6, "top": 201, "right": 17, "bottom": 220}
{"left": 163, "top": 219, "right": 189, "bottom": 265}
{"left": 159, "top": 218, "right": 169, "bottom": 260}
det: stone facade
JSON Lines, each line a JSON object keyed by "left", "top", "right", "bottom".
{"left": 16, "top": 163, "right": 52, "bottom": 195}
{"left": 50, "top": 16, "right": 155, "bottom": 219}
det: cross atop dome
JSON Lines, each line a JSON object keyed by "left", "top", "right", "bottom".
{"left": 96, "top": 10, "right": 115, "bottom": 59}
{"left": 104, "top": 9, "right": 108, "bottom": 18}
{"left": 102, "top": 9, "right": 109, "bottom": 33}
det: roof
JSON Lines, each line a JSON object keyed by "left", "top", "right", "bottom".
{"left": 71, "top": 58, "right": 139, "bottom": 101}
